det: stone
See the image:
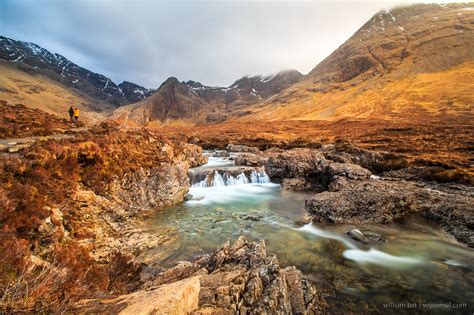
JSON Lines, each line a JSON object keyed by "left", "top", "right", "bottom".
{"left": 306, "top": 180, "right": 474, "bottom": 247}
{"left": 241, "top": 213, "right": 263, "bottom": 222}
{"left": 234, "top": 153, "right": 264, "bottom": 167}
{"left": 184, "top": 193, "right": 194, "bottom": 201}
{"left": 189, "top": 137, "right": 200, "bottom": 144}
{"left": 38, "top": 217, "right": 55, "bottom": 237}
{"left": 75, "top": 276, "right": 201, "bottom": 314}
{"left": 144, "top": 237, "right": 327, "bottom": 314}
{"left": 347, "top": 229, "right": 369, "bottom": 244}
{"left": 226, "top": 144, "right": 260, "bottom": 154}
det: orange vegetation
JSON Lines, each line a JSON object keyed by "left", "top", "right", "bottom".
{"left": 0, "top": 118, "right": 198, "bottom": 312}
{"left": 162, "top": 118, "right": 474, "bottom": 184}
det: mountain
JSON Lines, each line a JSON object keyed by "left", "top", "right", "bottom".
{"left": 112, "top": 70, "right": 303, "bottom": 126}
{"left": 236, "top": 3, "right": 474, "bottom": 122}
{"left": 0, "top": 36, "right": 151, "bottom": 122}
{"left": 0, "top": 36, "right": 127, "bottom": 105}
{"left": 0, "top": 61, "right": 116, "bottom": 123}
{"left": 118, "top": 81, "right": 153, "bottom": 103}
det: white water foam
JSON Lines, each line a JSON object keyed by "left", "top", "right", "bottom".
{"left": 187, "top": 183, "right": 280, "bottom": 206}
{"left": 343, "top": 248, "right": 423, "bottom": 267}
{"left": 193, "top": 169, "right": 272, "bottom": 187}
{"left": 201, "top": 156, "right": 235, "bottom": 168}
{"left": 298, "top": 224, "right": 425, "bottom": 268}
{"left": 298, "top": 223, "right": 358, "bottom": 249}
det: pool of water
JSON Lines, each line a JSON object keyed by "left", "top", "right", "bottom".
{"left": 145, "top": 154, "right": 474, "bottom": 312}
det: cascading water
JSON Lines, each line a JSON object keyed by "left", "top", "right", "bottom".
{"left": 192, "top": 168, "right": 271, "bottom": 187}
{"left": 147, "top": 151, "right": 474, "bottom": 312}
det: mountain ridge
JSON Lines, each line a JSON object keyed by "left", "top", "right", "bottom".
{"left": 235, "top": 2, "right": 474, "bottom": 122}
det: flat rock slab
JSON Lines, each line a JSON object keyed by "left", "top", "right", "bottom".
{"left": 74, "top": 276, "right": 200, "bottom": 314}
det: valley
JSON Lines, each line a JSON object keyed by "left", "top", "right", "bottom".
{"left": 0, "top": 1, "right": 472, "bottom": 314}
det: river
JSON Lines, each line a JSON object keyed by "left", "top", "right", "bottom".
{"left": 145, "top": 151, "right": 474, "bottom": 312}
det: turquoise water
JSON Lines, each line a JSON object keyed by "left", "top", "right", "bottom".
{"left": 146, "top": 155, "right": 474, "bottom": 313}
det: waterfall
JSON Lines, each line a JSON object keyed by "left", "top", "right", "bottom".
{"left": 192, "top": 168, "right": 271, "bottom": 187}
{"left": 250, "top": 169, "right": 271, "bottom": 184}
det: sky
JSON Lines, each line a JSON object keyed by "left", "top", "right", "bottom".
{"left": 0, "top": 0, "right": 468, "bottom": 88}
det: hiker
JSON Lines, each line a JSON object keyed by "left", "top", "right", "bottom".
{"left": 68, "top": 106, "right": 74, "bottom": 122}
{"left": 73, "top": 107, "right": 80, "bottom": 122}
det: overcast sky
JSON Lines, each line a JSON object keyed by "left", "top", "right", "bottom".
{"left": 0, "top": 0, "right": 468, "bottom": 88}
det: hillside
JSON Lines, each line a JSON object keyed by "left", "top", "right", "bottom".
{"left": 0, "top": 36, "right": 150, "bottom": 122}
{"left": 235, "top": 3, "right": 474, "bottom": 122}
{"left": 112, "top": 70, "right": 303, "bottom": 126}
{"left": 0, "top": 62, "right": 117, "bottom": 123}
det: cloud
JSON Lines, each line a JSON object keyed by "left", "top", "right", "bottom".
{"left": 0, "top": 0, "right": 468, "bottom": 88}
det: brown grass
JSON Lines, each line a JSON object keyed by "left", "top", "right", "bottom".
{"left": 0, "top": 120, "right": 200, "bottom": 312}
{"left": 161, "top": 118, "right": 473, "bottom": 184}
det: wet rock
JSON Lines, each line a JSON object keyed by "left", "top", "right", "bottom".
{"left": 306, "top": 180, "right": 474, "bottom": 247}
{"left": 364, "top": 231, "right": 386, "bottom": 242}
{"left": 295, "top": 213, "right": 313, "bottom": 226}
{"left": 212, "top": 150, "right": 230, "bottom": 157}
{"left": 263, "top": 148, "right": 372, "bottom": 191}
{"left": 241, "top": 213, "right": 263, "bottom": 222}
{"left": 184, "top": 193, "right": 194, "bottom": 201}
{"left": 347, "top": 229, "right": 368, "bottom": 244}
{"left": 226, "top": 144, "right": 260, "bottom": 154}
{"left": 282, "top": 178, "right": 315, "bottom": 190}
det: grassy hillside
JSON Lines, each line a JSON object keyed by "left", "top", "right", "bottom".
{"left": 0, "top": 62, "right": 115, "bottom": 124}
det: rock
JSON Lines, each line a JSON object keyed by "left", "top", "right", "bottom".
{"left": 263, "top": 148, "right": 372, "bottom": 191}
{"left": 184, "top": 193, "right": 194, "bottom": 201}
{"left": 75, "top": 276, "right": 200, "bottom": 314}
{"left": 306, "top": 180, "right": 474, "bottom": 247}
{"left": 234, "top": 153, "right": 264, "bottom": 166}
{"left": 282, "top": 178, "right": 314, "bottom": 190}
{"left": 363, "top": 231, "right": 386, "bottom": 242}
{"left": 241, "top": 213, "right": 263, "bottom": 222}
{"left": 226, "top": 144, "right": 260, "bottom": 154}
{"left": 38, "top": 217, "right": 55, "bottom": 237}
{"left": 145, "top": 236, "right": 327, "bottom": 313}
{"left": 347, "top": 229, "right": 369, "bottom": 244}
{"left": 295, "top": 213, "right": 313, "bottom": 226}
{"left": 189, "top": 137, "right": 200, "bottom": 144}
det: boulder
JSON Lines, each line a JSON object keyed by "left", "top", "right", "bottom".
{"left": 75, "top": 276, "right": 200, "bottom": 314}
{"left": 306, "top": 180, "right": 474, "bottom": 247}
{"left": 234, "top": 153, "right": 264, "bottom": 166}
{"left": 263, "top": 148, "right": 372, "bottom": 191}
{"left": 146, "top": 236, "right": 327, "bottom": 313}
{"left": 347, "top": 229, "right": 368, "bottom": 244}
{"left": 189, "top": 137, "right": 200, "bottom": 144}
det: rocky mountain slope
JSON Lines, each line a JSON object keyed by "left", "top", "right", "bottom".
{"left": 112, "top": 70, "right": 303, "bottom": 126}
{"left": 0, "top": 36, "right": 150, "bottom": 121}
{"left": 236, "top": 3, "right": 474, "bottom": 122}
{"left": 118, "top": 81, "right": 153, "bottom": 103}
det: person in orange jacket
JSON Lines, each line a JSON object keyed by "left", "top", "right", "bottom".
{"left": 73, "top": 107, "right": 80, "bottom": 122}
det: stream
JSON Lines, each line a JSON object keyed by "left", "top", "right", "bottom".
{"left": 145, "top": 151, "right": 474, "bottom": 312}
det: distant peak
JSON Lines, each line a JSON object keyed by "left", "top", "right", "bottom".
{"left": 157, "top": 77, "right": 182, "bottom": 90}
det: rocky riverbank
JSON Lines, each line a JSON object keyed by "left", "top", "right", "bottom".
{"left": 0, "top": 123, "right": 207, "bottom": 312}
{"left": 232, "top": 143, "right": 473, "bottom": 247}
{"left": 76, "top": 236, "right": 327, "bottom": 314}
{"left": 1, "top": 125, "right": 472, "bottom": 312}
